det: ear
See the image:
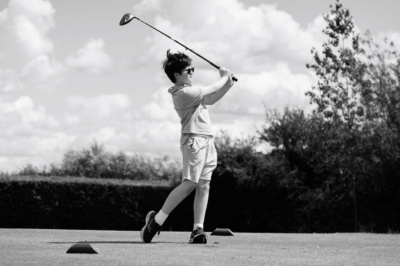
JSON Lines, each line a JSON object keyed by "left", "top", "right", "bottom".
{"left": 174, "top": 72, "right": 180, "bottom": 80}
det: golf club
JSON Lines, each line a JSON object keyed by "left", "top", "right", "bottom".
{"left": 119, "top": 13, "right": 238, "bottom": 82}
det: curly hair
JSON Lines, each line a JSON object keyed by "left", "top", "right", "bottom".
{"left": 162, "top": 49, "right": 192, "bottom": 83}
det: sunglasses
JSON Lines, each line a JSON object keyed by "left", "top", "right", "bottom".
{"left": 183, "top": 67, "right": 195, "bottom": 74}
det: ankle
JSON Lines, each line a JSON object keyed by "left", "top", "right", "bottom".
{"left": 193, "top": 223, "right": 204, "bottom": 231}
{"left": 155, "top": 210, "right": 169, "bottom": 226}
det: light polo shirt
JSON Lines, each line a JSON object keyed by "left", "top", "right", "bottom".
{"left": 168, "top": 85, "right": 214, "bottom": 144}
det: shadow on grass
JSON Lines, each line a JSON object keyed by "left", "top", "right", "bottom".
{"left": 48, "top": 241, "right": 180, "bottom": 244}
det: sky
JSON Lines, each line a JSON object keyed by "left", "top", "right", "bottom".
{"left": 1, "top": 0, "right": 400, "bottom": 172}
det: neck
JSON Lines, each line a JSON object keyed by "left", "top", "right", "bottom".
{"left": 174, "top": 82, "right": 189, "bottom": 88}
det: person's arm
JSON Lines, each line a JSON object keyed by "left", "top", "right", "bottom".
{"left": 202, "top": 67, "right": 234, "bottom": 105}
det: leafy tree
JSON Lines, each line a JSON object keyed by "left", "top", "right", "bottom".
{"left": 359, "top": 31, "right": 400, "bottom": 135}
{"left": 356, "top": 33, "right": 400, "bottom": 231}
{"left": 213, "top": 131, "right": 301, "bottom": 232}
{"left": 306, "top": 0, "right": 365, "bottom": 231}
{"left": 303, "top": 0, "right": 400, "bottom": 231}
{"left": 306, "top": 0, "right": 364, "bottom": 127}
{"left": 260, "top": 108, "right": 357, "bottom": 231}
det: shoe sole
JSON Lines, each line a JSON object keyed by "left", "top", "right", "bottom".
{"left": 140, "top": 211, "right": 155, "bottom": 243}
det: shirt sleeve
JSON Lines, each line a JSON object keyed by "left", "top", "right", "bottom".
{"left": 174, "top": 86, "right": 203, "bottom": 109}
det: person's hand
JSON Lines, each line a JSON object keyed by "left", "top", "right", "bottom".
{"left": 219, "top": 67, "right": 230, "bottom": 78}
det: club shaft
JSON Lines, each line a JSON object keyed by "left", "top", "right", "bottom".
{"left": 136, "top": 18, "right": 238, "bottom": 82}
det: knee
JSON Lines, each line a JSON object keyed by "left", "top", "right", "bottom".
{"left": 182, "top": 181, "right": 197, "bottom": 195}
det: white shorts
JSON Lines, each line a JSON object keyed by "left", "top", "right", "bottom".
{"left": 180, "top": 134, "right": 217, "bottom": 183}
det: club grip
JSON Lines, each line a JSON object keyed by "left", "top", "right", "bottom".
{"left": 232, "top": 75, "right": 238, "bottom": 82}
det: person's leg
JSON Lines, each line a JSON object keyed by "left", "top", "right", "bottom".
{"left": 152, "top": 135, "right": 203, "bottom": 228}
{"left": 192, "top": 138, "right": 216, "bottom": 230}
{"left": 189, "top": 178, "right": 210, "bottom": 244}
{"left": 141, "top": 180, "right": 197, "bottom": 243}
{"left": 193, "top": 178, "right": 211, "bottom": 229}
{"left": 190, "top": 138, "right": 217, "bottom": 244}
{"left": 160, "top": 180, "right": 197, "bottom": 216}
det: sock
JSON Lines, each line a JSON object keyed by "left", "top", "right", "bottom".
{"left": 193, "top": 223, "right": 203, "bottom": 230}
{"left": 155, "top": 210, "right": 168, "bottom": 226}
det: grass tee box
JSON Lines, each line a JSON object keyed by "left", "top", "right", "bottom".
{"left": 0, "top": 229, "right": 399, "bottom": 265}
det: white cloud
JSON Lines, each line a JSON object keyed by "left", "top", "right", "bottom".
{"left": 136, "top": 63, "right": 315, "bottom": 149}
{"left": 0, "top": 96, "right": 58, "bottom": 128}
{"left": 0, "top": 9, "right": 7, "bottom": 25}
{"left": 134, "top": 0, "right": 321, "bottom": 73}
{"left": 140, "top": 86, "right": 177, "bottom": 121}
{"left": 21, "top": 55, "right": 65, "bottom": 84}
{"left": 57, "top": 117, "right": 181, "bottom": 160}
{"left": 306, "top": 14, "right": 326, "bottom": 43}
{"left": 63, "top": 113, "right": 80, "bottom": 126}
{"left": 90, "top": 127, "right": 117, "bottom": 142}
{"left": 67, "top": 94, "right": 131, "bottom": 117}
{"left": 0, "top": 0, "right": 337, "bottom": 172}
{"left": 201, "top": 64, "right": 314, "bottom": 138}
{"left": 0, "top": 0, "right": 62, "bottom": 91}
{"left": 14, "top": 14, "right": 53, "bottom": 57}
{"left": 8, "top": 0, "right": 55, "bottom": 30}
{"left": 0, "top": 132, "right": 75, "bottom": 173}
{"left": 110, "top": 0, "right": 323, "bottom": 162}
{"left": 66, "top": 38, "right": 114, "bottom": 74}
{"left": 122, "top": 119, "right": 181, "bottom": 155}
{"left": 2, "top": 0, "right": 55, "bottom": 60}
{"left": 128, "top": 0, "right": 324, "bottom": 142}
{"left": 0, "top": 94, "right": 72, "bottom": 172}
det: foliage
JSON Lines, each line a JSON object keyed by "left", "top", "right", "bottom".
{"left": 304, "top": 0, "right": 400, "bottom": 231}
{"left": 260, "top": 106, "right": 400, "bottom": 232}
{"left": 358, "top": 31, "right": 400, "bottom": 135}
{"left": 0, "top": 177, "right": 172, "bottom": 230}
{"left": 17, "top": 141, "right": 182, "bottom": 185}
{"left": 306, "top": 0, "right": 366, "bottom": 129}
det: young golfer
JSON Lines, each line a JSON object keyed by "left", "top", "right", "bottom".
{"left": 140, "top": 49, "right": 234, "bottom": 244}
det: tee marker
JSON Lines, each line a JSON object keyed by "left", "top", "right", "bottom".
{"left": 66, "top": 242, "right": 98, "bottom": 254}
{"left": 211, "top": 228, "right": 234, "bottom": 236}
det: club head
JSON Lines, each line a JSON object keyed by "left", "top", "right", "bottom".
{"left": 119, "top": 13, "right": 136, "bottom": 26}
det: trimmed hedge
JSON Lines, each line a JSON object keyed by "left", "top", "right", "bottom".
{"left": 0, "top": 173, "right": 358, "bottom": 233}
{"left": 0, "top": 177, "right": 170, "bottom": 230}
{"left": 0, "top": 175, "right": 295, "bottom": 232}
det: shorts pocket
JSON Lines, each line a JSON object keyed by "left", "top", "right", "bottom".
{"left": 186, "top": 136, "right": 207, "bottom": 153}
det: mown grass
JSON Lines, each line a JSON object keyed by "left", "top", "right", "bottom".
{"left": 0, "top": 229, "right": 399, "bottom": 266}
